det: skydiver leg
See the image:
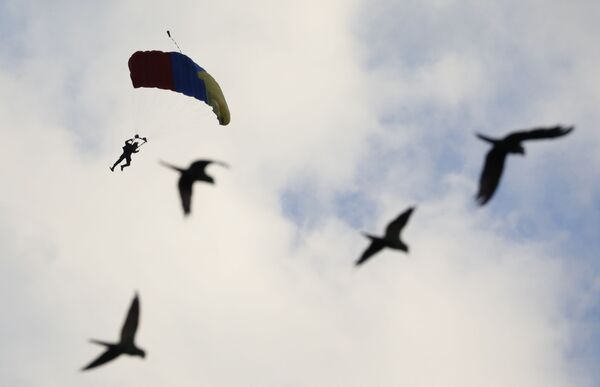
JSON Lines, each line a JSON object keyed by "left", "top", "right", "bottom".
{"left": 110, "top": 154, "right": 126, "bottom": 172}
{"left": 120, "top": 155, "right": 132, "bottom": 171}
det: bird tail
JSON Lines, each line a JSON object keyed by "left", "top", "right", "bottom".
{"left": 475, "top": 133, "right": 499, "bottom": 145}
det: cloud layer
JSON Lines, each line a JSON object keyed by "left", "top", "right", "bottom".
{"left": 0, "top": 1, "right": 599, "bottom": 386}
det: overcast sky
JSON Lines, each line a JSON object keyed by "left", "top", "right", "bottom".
{"left": 1, "top": 0, "right": 600, "bottom": 386}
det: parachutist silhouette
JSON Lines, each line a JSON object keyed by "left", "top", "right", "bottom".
{"left": 110, "top": 135, "right": 147, "bottom": 172}
{"left": 356, "top": 207, "right": 415, "bottom": 266}
{"left": 81, "top": 293, "right": 145, "bottom": 371}
{"left": 475, "top": 125, "right": 574, "bottom": 205}
{"left": 160, "top": 159, "right": 229, "bottom": 216}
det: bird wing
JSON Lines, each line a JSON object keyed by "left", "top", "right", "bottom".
{"left": 384, "top": 207, "right": 415, "bottom": 239}
{"left": 120, "top": 294, "right": 140, "bottom": 345}
{"left": 188, "top": 160, "right": 213, "bottom": 176}
{"left": 178, "top": 176, "right": 193, "bottom": 215}
{"left": 507, "top": 125, "right": 574, "bottom": 142}
{"left": 159, "top": 160, "right": 186, "bottom": 173}
{"left": 476, "top": 147, "right": 507, "bottom": 205}
{"left": 189, "top": 160, "right": 229, "bottom": 178}
{"left": 355, "top": 239, "right": 385, "bottom": 266}
{"left": 81, "top": 348, "right": 121, "bottom": 371}
{"left": 475, "top": 133, "right": 498, "bottom": 145}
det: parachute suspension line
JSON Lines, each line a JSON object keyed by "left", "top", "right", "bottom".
{"left": 166, "top": 30, "right": 182, "bottom": 53}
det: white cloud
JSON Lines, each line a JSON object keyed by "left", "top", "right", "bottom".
{"left": 0, "top": 0, "right": 598, "bottom": 386}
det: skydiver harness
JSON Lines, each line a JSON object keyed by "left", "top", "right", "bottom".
{"left": 123, "top": 135, "right": 148, "bottom": 153}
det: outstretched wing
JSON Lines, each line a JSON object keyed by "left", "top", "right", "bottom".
{"left": 120, "top": 294, "right": 140, "bottom": 345}
{"left": 178, "top": 177, "right": 193, "bottom": 215}
{"left": 159, "top": 160, "right": 185, "bottom": 173}
{"left": 81, "top": 348, "right": 121, "bottom": 371}
{"left": 188, "top": 160, "right": 213, "bottom": 175}
{"left": 476, "top": 147, "right": 508, "bottom": 206}
{"left": 384, "top": 207, "right": 415, "bottom": 239}
{"left": 159, "top": 160, "right": 193, "bottom": 215}
{"left": 507, "top": 125, "right": 574, "bottom": 142}
{"left": 355, "top": 239, "right": 385, "bottom": 266}
{"left": 189, "top": 160, "right": 229, "bottom": 178}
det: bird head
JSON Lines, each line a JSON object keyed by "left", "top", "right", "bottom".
{"left": 517, "top": 145, "right": 525, "bottom": 155}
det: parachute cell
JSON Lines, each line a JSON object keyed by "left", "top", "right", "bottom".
{"left": 128, "top": 51, "right": 230, "bottom": 125}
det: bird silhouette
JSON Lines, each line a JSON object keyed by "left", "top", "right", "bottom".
{"left": 81, "top": 293, "right": 145, "bottom": 371}
{"left": 160, "top": 159, "right": 229, "bottom": 216}
{"left": 475, "top": 125, "right": 574, "bottom": 206}
{"left": 356, "top": 207, "right": 415, "bottom": 266}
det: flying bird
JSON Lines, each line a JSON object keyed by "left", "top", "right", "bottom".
{"left": 81, "top": 293, "right": 145, "bottom": 371}
{"left": 356, "top": 207, "right": 415, "bottom": 266}
{"left": 475, "top": 125, "right": 574, "bottom": 206}
{"left": 160, "top": 159, "right": 229, "bottom": 216}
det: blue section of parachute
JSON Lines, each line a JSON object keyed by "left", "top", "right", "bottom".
{"left": 169, "top": 52, "right": 208, "bottom": 103}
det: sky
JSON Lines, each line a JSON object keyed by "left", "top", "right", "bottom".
{"left": 1, "top": 0, "right": 600, "bottom": 386}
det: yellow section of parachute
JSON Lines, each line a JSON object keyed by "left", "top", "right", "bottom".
{"left": 198, "top": 71, "right": 230, "bottom": 126}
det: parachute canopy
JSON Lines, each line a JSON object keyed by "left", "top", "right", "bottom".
{"left": 128, "top": 50, "right": 230, "bottom": 125}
